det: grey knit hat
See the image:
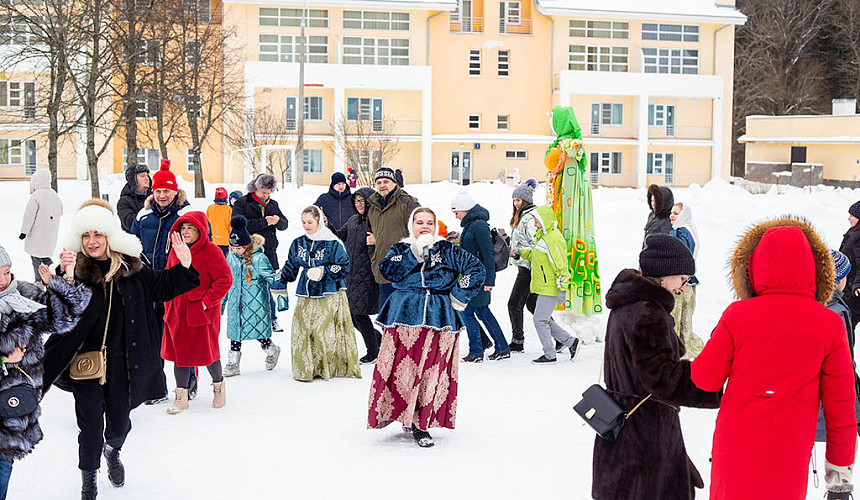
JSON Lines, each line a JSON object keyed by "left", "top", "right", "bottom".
{"left": 0, "top": 246, "right": 11, "bottom": 268}
{"left": 512, "top": 178, "right": 537, "bottom": 204}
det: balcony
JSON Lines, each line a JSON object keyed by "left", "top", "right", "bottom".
{"left": 500, "top": 18, "right": 531, "bottom": 35}
{"left": 450, "top": 17, "right": 484, "bottom": 34}
{"left": 649, "top": 125, "right": 712, "bottom": 141}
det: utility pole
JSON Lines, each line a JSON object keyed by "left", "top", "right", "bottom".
{"left": 295, "top": 0, "right": 307, "bottom": 187}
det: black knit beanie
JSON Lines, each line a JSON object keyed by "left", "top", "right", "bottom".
{"left": 639, "top": 234, "right": 695, "bottom": 277}
{"left": 229, "top": 215, "right": 252, "bottom": 247}
{"left": 849, "top": 200, "right": 860, "bottom": 219}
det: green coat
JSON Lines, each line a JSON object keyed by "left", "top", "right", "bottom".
{"left": 520, "top": 206, "right": 571, "bottom": 297}
{"left": 365, "top": 186, "right": 420, "bottom": 284}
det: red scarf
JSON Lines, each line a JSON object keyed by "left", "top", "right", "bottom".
{"left": 251, "top": 193, "right": 268, "bottom": 213}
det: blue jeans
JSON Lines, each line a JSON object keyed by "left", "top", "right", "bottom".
{"left": 0, "top": 455, "right": 11, "bottom": 499}
{"left": 378, "top": 283, "right": 395, "bottom": 310}
{"left": 269, "top": 292, "right": 277, "bottom": 322}
{"left": 459, "top": 305, "right": 510, "bottom": 356}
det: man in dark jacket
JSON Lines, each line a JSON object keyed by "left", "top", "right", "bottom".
{"left": 642, "top": 184, "right": 674, "bottom": 248}
{"left": 365, "top": 167, "right": 420, "bottom": 307}
{"left": 840, "top": 200, "right": 860, "bottom": 330}
{"left": 231, "top": 173, "right": 289, "bottom": 331}
{"left": 314, "top": 172, "right": 355, "bottom": 230}
{"left": 117, "top": 165, "right": 151, "bottom": 232}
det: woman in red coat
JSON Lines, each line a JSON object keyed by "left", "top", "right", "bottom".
{"left": 162, "top": 211, "right": 233, "bottom": 414}
{"left": 692, "top": 218, "right": 857, "bottom": 499}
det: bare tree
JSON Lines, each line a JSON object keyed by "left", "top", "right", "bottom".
{"left": 330, "top": 112, "right": 400, "bottom": 187}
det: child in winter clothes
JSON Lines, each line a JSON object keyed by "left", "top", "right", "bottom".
{"left": 669, "top": 202, "right": 704, "bottom": 359}
{"left": 206, "top": 187, "right": 232, "bottom": 257}
{"left": 280, "top": 206, "right": 360, "bottom": 381}
{"left": 222, "top": 216, "right": 281, "bottom": 377}
{"left": 513, "top": 205, "right": 580, "bottom": 364}
{"left": 643, "top": 184, "right": 674, "bottom": 247}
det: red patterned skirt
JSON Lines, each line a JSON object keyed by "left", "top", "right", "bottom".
{"left": 367, "top": 325, "right": 460, "bottom": 431}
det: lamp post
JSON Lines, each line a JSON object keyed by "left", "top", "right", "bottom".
{"left": 295, "top": 0, "right": 307, "bottom": 187}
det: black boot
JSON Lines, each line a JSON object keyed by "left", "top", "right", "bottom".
{"left": 411, "top": 424, "right": 434, "bottom": 448}
{"left": 103, "top": 444, "right": 125, "bottom": 487}
{"left": 81, "top": 469, "right": 98, "bottom": 500}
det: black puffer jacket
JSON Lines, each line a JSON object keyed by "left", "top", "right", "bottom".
{"left": 334, "top": 187, "right": 378, "bottom": 315}
{"left": 642, "top": 185, "right": 674, "bottom": 247}
{"left": 840, "top": 225, "right": 860, "bottom": 317}
{"left": 315, "top": 186, "right": 356, "bottom": 231}
{"left": 117, "top": 166, "right": 152, "bottom": 232}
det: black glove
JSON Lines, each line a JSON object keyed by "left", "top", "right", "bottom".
{"left": 18, "top": 233, "right": 25, "bottom": 240}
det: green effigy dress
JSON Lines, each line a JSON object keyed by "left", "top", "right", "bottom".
{"left": 545, "top": 106, "right": 602, "bottom": 315}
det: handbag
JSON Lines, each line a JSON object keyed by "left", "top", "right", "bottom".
{"left": 69, "top": 282, "right": 113, "bottom": 385}
{"left": 0, "top": 366, "right": 39, "bottom": 419}
{"left": 573, "top": 350, "right": 651, "bottom": 441}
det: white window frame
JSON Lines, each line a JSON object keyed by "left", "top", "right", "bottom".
{"left": 642, "top": 23, "right": 699, "bottom": 42}
{"left": 0, "top": 17, "right": 42, "bottom": 46}
{"left": 0, "top": 81, "right": 34, "bottom": 108}
{"left": 342, "top": 37, "right": 408, "bottom": 66}
{"left": 498, "top": 50, "right": 509, "bottom": 77}
{"left": 593, "top": 103, "right": 622, "bottom": 126}
{"left": 497, "top": 114, "right": 509, "bottom": 130}
{"left": 648, "top": 104, "right": 675, "bottom": 136}
{"left": 134, "top": 97, "right": 157, "bottom": 119}
{"left": 343, "top": 10, "right": 410, "bottom": 31}
{"left": 0, "top": 138, "right": 24, "bottom": 165}
{"left": 346, "top": 97, "right": 382, "bottom": 122}
{"left": 259, "top": 34, "right": 327, "bottom": 63}
{"left": 647, "top": 152, "right": 675, "bottom": 183}
{"left": 505, "top": 150, "right": 527, "bottom": 160}
{"left": 122, "top": 147, "right": 160, "bottom": 171}
{"left": 187, "top": 148, "right": 196, "bottom": 172}
{"left": 568, "top": 45, "right": 628, "bottom": 72}
{"left": 642, "top": 48, "right": 698, "bottom": 74}
{"left": 569, "top": 20, "right": 629, "bottom": 39}
{"left": 358, "top": 149, "right": 383, "bottom": 171}
{"left": 468, "top": 114, "right": 480, "bottom": 129}
{"left": 258, "top": 8, "right": 328, "bottom": 28}
{"left": 469, "top": 49, "right": 481, "bottom": 76}
{"left": 302, "top": 148, "right": 322, "bottom": 173}
{"left": 184, "top": 40, "right": 199, "bottom": 66}
{"left": 503, "top": 1, "right": 520, "bottom": 25}
{"left": 589, "top": 151, "right": 621, "bottom": 174}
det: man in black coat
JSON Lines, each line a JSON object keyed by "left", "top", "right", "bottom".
{"left": 117, "top": 165, "right": 151, "bottom": 232}
{"left": 314, "top": 172, "right": 355, "bottom": 231}
{"left": 230, "top": 173, "right": 288, "bottom": 331}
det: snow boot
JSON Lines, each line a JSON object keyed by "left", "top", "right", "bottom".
{"left": 461, "top": 353, "right": 483, "bottom": 363}
{"left": 488, "top": 350, "right": 511, "bottom": 361}
{"left": 271, "top": 320, "right": 284, "bottom": 333}
{"left": 569, "top": 338, "right": 581, "bottom": 362}
{"left": 167, "top": 388, "right": 189, "bottom": 415}
{"left": 188, "top": 368, "right": 198, "bottom": 400}
{"left": 102, "top": 444, "right": 124, "bottom": 487}
{"left": 532, "top": 355, "right": 557, "bottom": 364}
{"left": 509, "top": 342, "right": 524, "bottom": 353}
{"left": 223, "top": 351, "right": 241, "bottom": 377}
{"left": 264, "top": 344, "right": 281, "bottom": 371}
{"left": 81, "top": 469, "right": 98, "bottom": 500}
{"left": 411, "top": 425, "right": 434, "bottom": 448}
{"left": 359, "top": 353, "right": 378, "bottom": 364}
{"left": 212, "top": 380, "right": 226, "bottom": 408}
{"left": 827, "top": 492, "right": 853, "bottom": 500}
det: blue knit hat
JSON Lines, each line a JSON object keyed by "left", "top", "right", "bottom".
{"left": 832, "top": 250, "right": 851, "bottom": 283}
{"left": 850, "top": 201, "right": 860, "bottom": 219}
{"left": 229, "top": 215, "right": 252, "bottom": 247}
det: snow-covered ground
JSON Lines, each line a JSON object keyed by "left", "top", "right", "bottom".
{"left": 3, "top": 175, "right": 855, "bottom": 499}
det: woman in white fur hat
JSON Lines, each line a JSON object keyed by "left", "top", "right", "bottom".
{"left": 42, "top": 199, "right": 200, "bottom": 500}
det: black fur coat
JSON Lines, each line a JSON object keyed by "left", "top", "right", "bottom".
{"left": 592, "top": 269, "right": 720, "bottom": 500}
{"left": 0, "top": 278, "right": 91, "bottom": 460}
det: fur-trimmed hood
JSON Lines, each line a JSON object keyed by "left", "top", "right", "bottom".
{"left": 64, "top": 199, "right": 143, "bottom": 257}
{"left": 647, "top": 185, "right": 674, "bottom": 218}
{"left": 249, "top": 233, "right": 265, "bottom": 253}
{"left": 730, "top": 217, "right": 834, "bottom": 305}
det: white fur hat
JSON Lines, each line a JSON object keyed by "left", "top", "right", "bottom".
{"left": 64, "top": 199, "right": 143, "bottom": 257}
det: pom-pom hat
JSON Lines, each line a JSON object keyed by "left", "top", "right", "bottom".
{"left": 451, "top": 189, "right": 476, "bottom": 212}
{"left": 229, "top": 215, "right": 252, "bottom": 247}
{"left": 512, "top": 178, "right": 538, "bottom": 204}
{"left": 832, "top": 249, "right": 851, "bottom": 283}
{"left": 152, "top": 159, "right": 178, "bottom": 191}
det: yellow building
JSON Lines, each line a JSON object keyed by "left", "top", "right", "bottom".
{"left": 741, "top": 99, "right": 860, "bottom": 185}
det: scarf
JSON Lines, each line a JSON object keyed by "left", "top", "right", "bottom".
{"left": 0, "top": 280, "right": 46, "bottom": 315}
{"left": 671, "top": 204, "right": 700, "bottom": 259}
{"left": 251, "top": 193, "right": 268, "bottom": 212}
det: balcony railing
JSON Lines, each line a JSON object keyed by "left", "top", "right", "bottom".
{"left": 450, "top": 17, "right": 484, "bottom": 34}
{"left": 500, "top": 18, "right": 531, "bottom": 35}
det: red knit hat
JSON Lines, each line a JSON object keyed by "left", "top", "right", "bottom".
{"left": 214, "top": 187, "right": 228, "bottom": 200}
{"left": 152, "top": 159, "right": 178, "bottom": 191}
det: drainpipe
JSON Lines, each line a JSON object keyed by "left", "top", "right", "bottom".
{"left": 426, "top": 11, "right": 446, "bottom": 64}
{"left": 712, "top": 24, "right": 730, "bottom": 75}
{"left": 535, "top": 0, "right": 553, "bottom": 101}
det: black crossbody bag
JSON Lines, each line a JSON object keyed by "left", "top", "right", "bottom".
{"left": 0, "top": 366, "right": 39, "bottom": 419}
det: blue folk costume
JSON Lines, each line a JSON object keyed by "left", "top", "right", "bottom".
{"left": 223, "top": 235, "right": 276, "bottom": 342}
{"left": 280, "top": 219, "right": 360, "bottom": 381}
{"left": 668, "top": 203, "right": 704, "bottom": 359}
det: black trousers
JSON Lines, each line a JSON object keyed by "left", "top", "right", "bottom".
{"left": 71, "top": 357, "right": 132, "bottom": 471}
{"left": 352, "top": 313, "right": 381, "bottom": 357}
{"left": 153, "top": 303, "right": 168, "bottom": 397}
{"left": 507, "top": 266, "right": 538, "bottom": 344}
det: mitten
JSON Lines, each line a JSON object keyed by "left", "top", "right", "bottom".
{"left": 306, "top": 266, "right": 324, "bottom": 282}
{"left": 826, "top": 460, "right": 854, "bottom": 494}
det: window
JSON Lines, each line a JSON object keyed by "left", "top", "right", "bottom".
{"left": 0, "top": 81, "right": 34, "bottom": 108}
{"left": 0, "top": 17, "right": 42, "bottom": 45}
{"left": 568, "top": 45, "right": 628, "bottom": 72}
{"left": 0, "top": 139, "right": 23, "bottom": 165}
{"left": 498, "top": 50, "right": 509, "bottom": 76}
{"left": 647, "top": 152, "right": 674, "bottom": 183}
{"left": 134, "top": 97, "right": 159, "bottom": 119}
{"left": 506, "top": 150, "right": 527, "bottom": 160}
{"left": 500, "top": 1, "right": 520, "bottom": 24}
{"left": 188, "top": 95, "right": 202, "bottom": 119}
{"left": 497, "top": 115, "right": 509, "bottom": 130}
{"left": 259, "top": 34, "right": 328, "bottom": 63}
{"left": 589, "top": 152, "right": 621, "bottom": 174}
{"left": 258, "top": 8, "right": 328, "bottom": 28}
{"left": 122, "top": 148, "right": 160, "bottom": 170}
{"left": 184, "top": 0, "right": 210, "bottom": 23}
{"left": 187, "top": 149, "right": 196, "bottom": 172}
{"left": 358, "top": 149, "right": 383, "bottom": 171}
{"left": 469, "top": 49, "right": 481, "bottom": 76}
{"left": 126, "top": 39, "right": 159, "bottom": 65}
{"left": 648, "top": 104, "right": 675, "bottom": 135}
{"left": 591, "top": 103, "right": 622, "bottom": 126}
{"left": 642, "top": 23, "right": 699, "bottom": 42}
{"left": 302, "top": 149, "right": 322, "bottom": 173}
{"left": 343, "top": 11, "right": 409, "bottom": 30}
{"left": 342, "top": 37, "right": 408, "bottom": 65}
{"left": 642, "top": 48, "right": 698, "bottom": 74}
{"left": 286, "top": 96, "right": 322, "bottom": 129}
{"left": 468, "top": 114, "right": 480, "bottom": 129}
{"left": 569, "top": 20, "right": 629, "bottom": 39}
{"left": 185, "top": 41, "right": 199, "bottom": 66}
{"left": 346, "top": 97, "right": 382, "bottom": 121}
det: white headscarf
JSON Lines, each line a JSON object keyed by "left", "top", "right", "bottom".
{"left": 671, "top": 203, "right": 700, "bottom": 259}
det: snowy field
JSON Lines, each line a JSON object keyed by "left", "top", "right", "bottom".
{"left": 3, "top": 174, "right": 856, "bottom": 499}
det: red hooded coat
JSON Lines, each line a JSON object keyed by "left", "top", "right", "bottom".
{"left": 162, "top": 211, "right": 232, "bottom": 366}
{"left": 692, "top": 220, "right": 857, "bottom": 499}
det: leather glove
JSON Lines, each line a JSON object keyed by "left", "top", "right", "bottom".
{"left": 306, "top": 266, "right": 324, "bottom": 282}
{"left": 18, "top": 233, "right": 25, "bottom": 240}
{"left": 825, "top": 460, "right": 854, "bottom": 494}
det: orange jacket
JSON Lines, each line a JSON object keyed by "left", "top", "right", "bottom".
{"left": 206, "top": 203, "right": 232, "bottom": 247}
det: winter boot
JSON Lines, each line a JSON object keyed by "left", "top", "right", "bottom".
{"left": 488, "top": 350, "right": 511, "bottom": 361}
{"left": 826, "top": 492, "right": 853, "bottom": 500}
{"left": 532, "top": 355, "right": 557, "bottom": 365}
{"left": 212, "top": 380, "right": 226, "bottom": 408}
{"left": 555, "top": 340, "right": 565, "bottom": 353}
{"left": 411, "top": 424, "right": 434, "bottom": 448}
{"left": 188, "top": 368, "right": 198, "bottom": 400}
{"left": 461, "top": 353, "right": 483, "bottom": 363}
{"left": 569, "top": 338, "right": 581, "bottom": 362}
{"left": 271, "top": 320, "right": 284, "bottom": 333}
{"left": 81, "top": 469, "right": 98, "bottom": 500}
{"left": 264, "top": 344, "right": 281, "bottom": 371}
{"left": 223, "top": 351, "right": 241, "bottom": 377}
{"left": 102, "top": 444, "right": 125, "bottom": 487}
{"left": 166, "top": 388, "right": 189, "bottom": 415}
{"left": 509, "top": 342, "right": 524, "bottom": 353}
{"left": 359, "top": 353, "right": 378, "bottom": 364}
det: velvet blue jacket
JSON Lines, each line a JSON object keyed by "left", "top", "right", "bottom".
{"left": 280, "top": 231, "right": 350, "bottom": 298}
{"left": 376, "top": 238, "right": 485, "bottom": 332}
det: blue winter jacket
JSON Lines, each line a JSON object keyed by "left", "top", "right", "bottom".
{"left": 458, "top": 204, "right": 495, "bottom": 308}
{"left": 669, "top": 227, "right": 699, "bottom": 285}
{"left": 280, "top": 229, "right": 350, "bottom": 298}
{"left": 223, "top": 237, "right": 276, "bottom": 341}
{"left": 130, "top": 190, "right": 191, "bottom": 271}
{"left": 376, "top": 238, "right": 485, "bottom": 332}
